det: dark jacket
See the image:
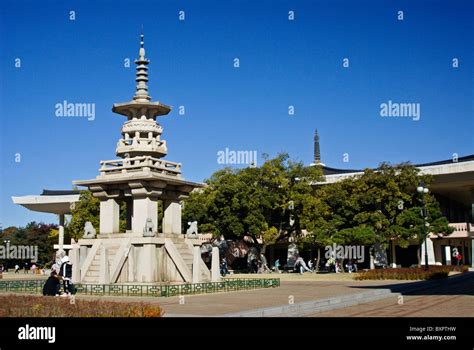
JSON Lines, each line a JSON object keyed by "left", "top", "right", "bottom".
{"left": 59, "top": 262, "right": 73, "bottom": 279}
{"left": 42, "top": 275, "right": 60, "bottom": 296}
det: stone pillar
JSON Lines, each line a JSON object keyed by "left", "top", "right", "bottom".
{"left": 79, "top": 245, "right": 88, "bottom": 269}
{"left": 127, "top": 245, "right": 135, "bottom": 282}
{"left": 211, "top": 246, "right": 220, "bottom": 282}
{"left": 132, "top": 197, "right": 157, "bottom": 234}
{"left": 445, "top": 246, "right": 452, "bottom": 265}
{"left": 192, "top": 246, "right": 201, "bottom": 283}
{"left": 163, "top": 200, "right": 182, "bottom": 234}
{"left": 100, "top": 199, "right": 120, "bottom": 234}
{"left": 99, "top": 245, "right": 109, "bottom": 284}
{"left": 470, "top": 189, "right": 474, "bottom": 223}
{"left": 139, "top": 245, "right": 156, "bottom": 282}
{"left": 421, "top": 238, "right": 435, "bottom": 265}
{"left": 471, "top": 189, "right": 474, "bottom": 267}
{"left": 58, "top": 214, "right": 65, "bottom": 252}
{"left": 434, "top": 241, "right": 442, "bottom": 265}
{"left": 71, "top": 243, "right": 80, "bottom": 283}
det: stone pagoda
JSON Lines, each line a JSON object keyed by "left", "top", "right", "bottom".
{"left": 73, "top": 32, "right": 210, "bottom": 284}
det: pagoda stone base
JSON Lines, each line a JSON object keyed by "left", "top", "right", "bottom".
{"left": 71, "top": 233, "right": 210, "bottom": 284}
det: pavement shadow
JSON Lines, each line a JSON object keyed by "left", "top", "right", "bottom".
{"left": 349, "top": 272, "right": 474, "bottom": 296}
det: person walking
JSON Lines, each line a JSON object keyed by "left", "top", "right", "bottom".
{"left": 14, "top": 264, "right": 20, "bottom": 273}
{"left": 274, "top": 259, "right": 280, "bottom": 273}
{"left": 220, "top": 258, "right": 229, "bottom": 277}
{"left": 456, "top": 251, "right": 463, "bottom": 266}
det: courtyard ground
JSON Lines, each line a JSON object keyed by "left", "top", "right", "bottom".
{"left": 56, "top": 278, "right": 418, "bottom": 316}
{"left": 1, "top": 271, "right": 472, "bottom": 317}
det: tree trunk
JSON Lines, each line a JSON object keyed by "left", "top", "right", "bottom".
{"left": 370, "top": 247, "right": 375, "bottom": 270}
{"left": 315, "top": 248, "right": 321, "bottom": 273}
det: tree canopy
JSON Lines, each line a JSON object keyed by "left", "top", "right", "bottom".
{"left": 183, "top": 153, "right": 324, "bottom": 252}
{"left": 183, "top": 156, "right": 453, "bottom": 262}
{"left": 0, "top": 222, "right": 58, "bottom": 267}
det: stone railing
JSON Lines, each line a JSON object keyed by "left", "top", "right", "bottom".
{"left": 0, "top": 278, "right": 280, "bottom": 297}
{"left": 116, "top": 138, "right": 167, "bottom": 156}
{"left": 448, "top": 222, "right": 471, "bottom": 232}
{"left": 117, "top": 138, "right": 167, "bottom": 148}
{"left": 99, "top": 156, "right": 182, "bottom": 176}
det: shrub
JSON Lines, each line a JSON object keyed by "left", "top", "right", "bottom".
{"left": 354, "top": 265, "right": 467, "bottom": 281}
{"left": 0, "top": 294, "right": 163, "bottom": 317}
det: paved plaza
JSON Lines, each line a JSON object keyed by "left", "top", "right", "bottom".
{"left": 72, "top": 273, "right": 472, "bottom": 317}
{"left": 2, "top": 271, "right": 472, "bottom": 317}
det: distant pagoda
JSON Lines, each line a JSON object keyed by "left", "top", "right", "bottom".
{"left": 311, "top": 128, "right": 324, "bottom": 166}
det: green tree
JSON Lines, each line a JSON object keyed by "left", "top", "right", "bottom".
{"left": 68, "top": 191, "right": 100, "bottom": 240}
{"left": 183, "top": 154, "right": 324, "bottom": 253}
{"left": 312, "top": 162, "right": 452, "bottom": 267}
{"left": 0, "top": 222, "right": 57, "bottom": 267}
{"left": 396, "top": 196, "right": 452, "bottom": 266}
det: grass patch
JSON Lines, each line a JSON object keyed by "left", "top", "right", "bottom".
{"left": 354, "top": 265, "right": 468, "bottom": 281}
{"left": 0, "top": 294, "right": 163, "bottom": 317}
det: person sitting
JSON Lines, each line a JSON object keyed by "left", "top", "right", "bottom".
{"left": 42, "top": 271, "right": 61, "bottom": 296}
{"left": 345, "top": 260, "right": 356, "bottom": 273}
{"left": 295, "top": 257, "right": 312, "bottom": 274}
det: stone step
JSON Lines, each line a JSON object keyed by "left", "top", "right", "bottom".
{"left": 175, "top": 247, "right": 190, "bottom": 251}
{"left": 82, "top": 277, "right": 96, "bottom": 283}
{"left": 86, "top": 270, "right": 99, "bottom": 277}
{"left": 176, "top": 248, "right": 192, "bottom": 254}
{"left": 176, "top": 250, "right": 192, "bottom": 255}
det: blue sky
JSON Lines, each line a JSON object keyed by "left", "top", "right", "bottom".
{"left": 1, "top": 0, "right": 473, "bottom": 227}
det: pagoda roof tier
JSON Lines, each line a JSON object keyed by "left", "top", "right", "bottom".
{"left": 74, "top": 170, "right": 204, "bottom": 200}
{"left": 112, "top": 101, "right": 171, "bottom": 119}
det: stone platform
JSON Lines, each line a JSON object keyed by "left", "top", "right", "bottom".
{"left": 73, "top": 234, "right": 210, "bottom": 284}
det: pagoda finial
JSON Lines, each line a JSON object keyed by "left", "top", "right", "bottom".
{"left": 314, "top": 128, "right": 321, "bottom": 165}
{"left": 134, "top": 28, "right": 151, "bottom": 102}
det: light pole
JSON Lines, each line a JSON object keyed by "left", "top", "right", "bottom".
{"left": 417, "top": 182, "right": 429, "bottom": 271}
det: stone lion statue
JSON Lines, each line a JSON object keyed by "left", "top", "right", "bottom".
{"left": 83, "top": 221, "right": 96, "bottom": 239}
{"left": 186, "top": 221, "right": 198, "bottom": 238}
{"left": 143, "top": 218, "right": 155, "bottom": 237}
